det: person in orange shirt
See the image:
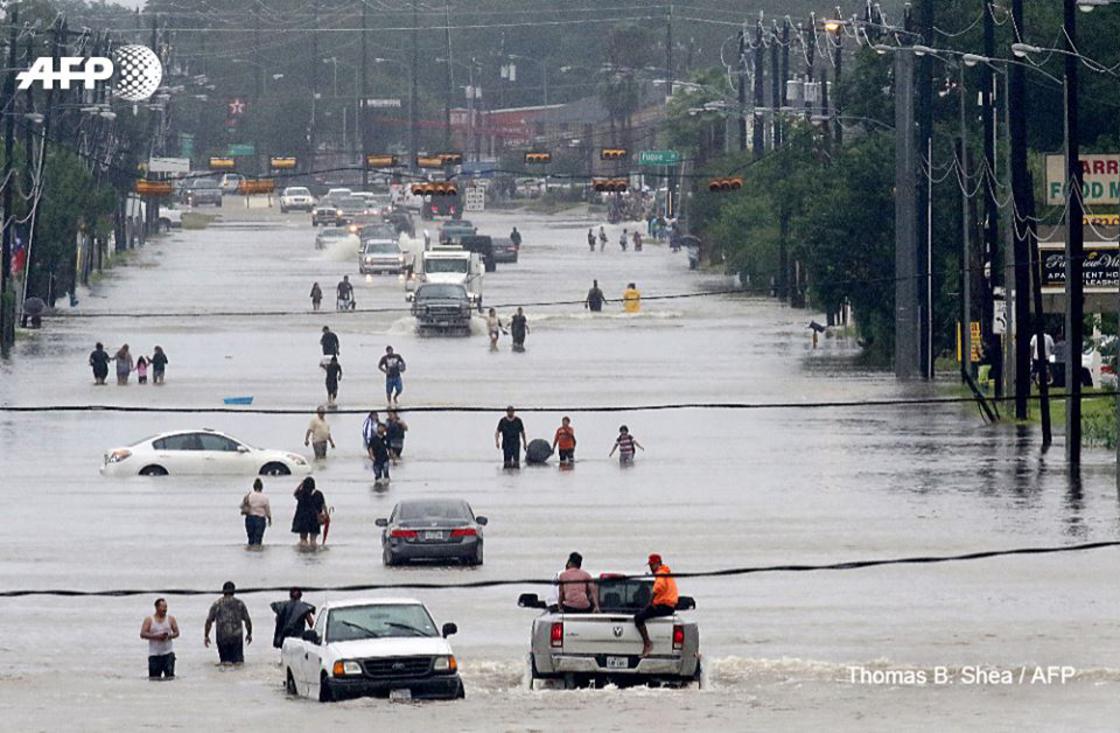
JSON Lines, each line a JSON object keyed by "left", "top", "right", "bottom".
{"left": 551, "top": 416, "right": 577, "bottom": 464}
{"left": 635, "top": 553, "right": 678, "bottom": 658}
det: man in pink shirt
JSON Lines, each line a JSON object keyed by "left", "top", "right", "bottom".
{"left": 557, "top": 552, "right": 599, "bottom": 613}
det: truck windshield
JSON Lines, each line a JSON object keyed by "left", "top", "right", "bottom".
{"left": 596, "top": 578, "right": 655, "bottom": 613}
{"left": 417, "top": 285, "right": 467, "bottom": 301}
{"left": 425, "top": 259, "right": 468, "bottom": 274}
{"left": 364, "top": 242, "right": 398, "bottom": 254}
{"left": 327, "top": 604, "right": 439, "bottom": 642}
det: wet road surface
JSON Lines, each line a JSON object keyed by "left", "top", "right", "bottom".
{"left": 0, "top": 205, "right": 1118, "bottom": 730}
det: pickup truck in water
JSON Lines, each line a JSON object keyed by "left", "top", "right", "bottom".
{"left": 518, "top": 574, "right": 701, "bottom": 689}
{"left": 411, "top": 283, "right": 472, "bottom": 336}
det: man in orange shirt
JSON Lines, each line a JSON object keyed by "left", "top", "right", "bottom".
{"left": 551, "top": 416, "right": 577, "bottom": 464}
{"left": 635, "top": 553, "right": 678, "bottom": 657}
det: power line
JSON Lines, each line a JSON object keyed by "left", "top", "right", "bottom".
{"left": 2, "top": 539, "right": 1116, "bottom": 597}
{"left": 0, "top": 392, "right": 1115, "bottom": 415}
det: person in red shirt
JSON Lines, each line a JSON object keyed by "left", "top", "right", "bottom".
{"left": 635, "top": 553, "right": 679, "bottom": 657}
{"left": 551, "top": 416, "right": 577, "bottom": 464}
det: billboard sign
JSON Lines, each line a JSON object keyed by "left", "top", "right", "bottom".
{"left": 1045, "top": 154, "right": 1120, "bottom": 205}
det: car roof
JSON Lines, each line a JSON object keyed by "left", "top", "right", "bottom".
{"left": 135, "top": 428, "right": 237, "bottom": 443}
{"left": 325, "top": 597, "right": 425, "bottom": 610}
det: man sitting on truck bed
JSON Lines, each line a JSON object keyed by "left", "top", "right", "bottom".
{"left": 635, "top": 553, "right": 678, "bottom": 657}
{"left": 557, "top": 552, "right": 599, "bottom": 614}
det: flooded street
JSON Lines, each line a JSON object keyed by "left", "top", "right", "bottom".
{"left": 1, "top": 207, "right": 1118, "bottom": 731}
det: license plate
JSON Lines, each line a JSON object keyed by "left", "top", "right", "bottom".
{"left": 389, "top": 689, "right": 412, "bottom": 703}
{"left": 423, "top": 531, "right": 443, "bottom": 540}
{"left": 606, "top": 656, "right": 629, "bottom": 670}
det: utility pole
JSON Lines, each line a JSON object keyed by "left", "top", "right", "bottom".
{"left": 958, "top": 66, "right": 972, "bottom": 383}
{"left": 780, "top": 19, "right": 789, "bottom": 143}
{"left": 894, "top": 47, "right": 921, "bottom": 380}
{"left": 769, "top": 23, "right": 780, "bottom": 148}
{"left": 833, "top": 25, "right": 843, "bottom": 146}
{"left": 1062, "top": 0, "right": 1084, "bottom": 472}
{"left": 981, "top": 1, "right": 1001, "bottom": 397}
{"left": 1008, "top": 0, "right": 1033, "bottom": 421}
{"left": 736, "top": 27, "right": 747, "bottom": 152}
{"left": 409, "top": 0, "right": 418, "bottom": 170}
{"left": 752, "top": 20, "right": 764, "bottom": 159}
{"left": 916, "top": 0, "right": 933, "bottom": 380}
{"left": 805, "top": 12, "right": 815, "bottom": 123}
{"left": 665, "top": 4, "right": 673, "bottom": 97}
{"left": 308, "top": 0, "right": 320, "bottom": 176}
{"left": 1, "top": 6, "right": 18, "bottom": 356}
{"left": 360, "top": 0, "right": 369, "bottom": 188}
{"left": 444, "top": 1, "right": 452, "bottom": 147}
{"left": 1008, "top": 0, "right": 1049, "bottom": 442}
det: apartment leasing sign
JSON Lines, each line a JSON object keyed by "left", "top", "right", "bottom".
{"left": 1046, "top": 154, "right": 1120, "bottom": 205}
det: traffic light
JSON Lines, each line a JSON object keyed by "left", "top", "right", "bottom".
{"left": 707, "top": 177, "right": 743, "bottom": 192}
{"left": 592, "top": 178, "right": 628, "bottom": 193}
{"left": 269, "top": 156, "right": 297, "bottom": 170}
{"left": 417, "top": 152, "right": 463, "bottom": 169}
{"left": 524, "top": 151, "right": 551, "bottom": 164}
{"left": 600, "top": 147, "right": 628, "bottom": 161}
{"left": 208, "top": 157, "right": 235, "bottom": 170}
{"left": 134, "top": 180, "right": 173, "bottom": 196}
{"left": 238, "top": 179, "right": 276, "bottom": 194}
{"left": 416, "top": 155, "right": 445, "bottom": 169}
{"left": 365, "top": 153, "right": 399, "bottom": 168}
{"left": 410, "top": 181, "right": 459, "bottom": 196}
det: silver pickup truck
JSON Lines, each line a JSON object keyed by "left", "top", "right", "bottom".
{"left": 518, "top": 575, "right": 701, "bottom": 689}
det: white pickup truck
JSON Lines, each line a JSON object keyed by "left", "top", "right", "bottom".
{"left": 518, "top": 574, "right": 701, "bottom": 689}
{"left": 405, "top": 245, "right": 483, "bottom": 309}
{"left": 282, "top": 597, "right": 464, "bottom": 702}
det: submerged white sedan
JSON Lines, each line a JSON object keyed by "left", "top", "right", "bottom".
{"left": 283, "top": 598, "right": 464, "bottom": 702}
{"left": 100, "top": 428, "right": 311, "bottom": 477}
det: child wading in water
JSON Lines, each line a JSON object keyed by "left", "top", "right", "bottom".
{"left": 136, "top": 356, "right": 149, "bottom": 384}
{"left": 609, "top": 425, "right": 644, "bottom": 465}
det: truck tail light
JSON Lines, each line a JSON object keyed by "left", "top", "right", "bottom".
{"left": 390, "top": 529, "right": 418, "bottom": 539}
{"left": 672, "top": 625, "right": 685, "bottom": 650}
{"left": 450, "top": 527, "right": 477, "bottom": 538}
{"left": 550, "top": 622, "right": 563, "bottom": 648}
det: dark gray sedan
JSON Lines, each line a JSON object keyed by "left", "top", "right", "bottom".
{"left": 377, "top": 499, "right": 487, "bottom": 566}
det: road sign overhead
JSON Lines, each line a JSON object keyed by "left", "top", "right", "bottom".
{"left": 638, "top": 150, "right": 680, "bottom": 166}
{"left": 228, "top": 143, "right": 255, "bottom": 157}
{"left": 208, "top": 157, "right": 236, "bottom": 169}
{"left": 365, "top": 98, "right": 402, "bottom": 108}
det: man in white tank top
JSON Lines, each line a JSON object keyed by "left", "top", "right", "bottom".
{"left": 140, "top": 598, "right": 180, "bottom": 679}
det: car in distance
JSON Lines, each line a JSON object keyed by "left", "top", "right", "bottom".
{"left": 280, "top": 186, "right": 314, "bottom": 212}
{"left": 182, "top": 177, "right": 223, "bottom": 207}
{"left": 439, "top": 220, "right": 476, "bottom": 245}
{"left": 311, "top": 201, "right": 340, "bottom": 227}
{"left": 100, "top": 428, "right": 311, "bottom": 477}
{"left": 490, "top": 236, "right": 519, "bottom": 263}
{"left": 359, "top": 225, "right": 405, "bottom": 274}
{"left": 519, "top": 574, "right": 700, "bottom": 689}
{"left": 376, "top": 498, "right": 487, "bottom": 565}
{"left": 334, "top": 196, "right": 367, "bottom": 226}
{"left": 316, "top": 227, "right": 358, "bottom": 251}
{"left": 409, "top": 283, "right": 473, "bottom": 336}
{"left": 324, "top": 187, "right": 353, "bottom": 202}
{"left": 219, "top": 173, "right": 245, "bottom": 195}
{"left": 283, "top": 598, "right": 464, "bottom": 702}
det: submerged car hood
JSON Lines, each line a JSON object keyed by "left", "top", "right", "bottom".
{"left": 327, "top": 636, "right": 452, "bottom": 659}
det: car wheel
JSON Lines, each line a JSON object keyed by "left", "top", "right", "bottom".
{"left": 286, "top": 669, "right": 298, "bottom": 696}
{"left": 455, "top": 680, "right": 466, "bottom": 699}
{"left": 318, "top": 673, "right": 333, "bottom": 703}
{"left": 467, "top": 542, "right": 483, "bottom": 566}
{"left": 216, "top": 199, "right": 223, "bottom": 208}
{"left": 260, "top": 462, "right": 291, "bottom": 476}
{"left": 383, "top": 546, "right": 400, "bottom": 566}
{"left": 139, "top": 465, "right": 168, "bottom": 477}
